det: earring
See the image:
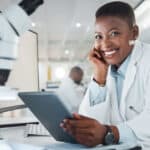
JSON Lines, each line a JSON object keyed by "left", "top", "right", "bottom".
{"left": 129, "top": 40, "right": 135, "bottom": 46}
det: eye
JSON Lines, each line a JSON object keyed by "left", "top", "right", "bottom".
{"left": 95, "top": 34, "right": 102, "bottom": 40}
{"left": 110, "top": 31, "right": 120, "bottom": 37}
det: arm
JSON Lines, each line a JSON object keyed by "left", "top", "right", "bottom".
{"left": 85, "top": 79, "right": 107, "bottom": 107}
{"left": 79, "top": 81, "right": 137, "bottom": 146}
{"left": 79, "top": 45, "right": 109, "bottom": 114}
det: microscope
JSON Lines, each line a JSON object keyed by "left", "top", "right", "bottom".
{"left": 0, "top": 0, "right": 44, "bottom": 86}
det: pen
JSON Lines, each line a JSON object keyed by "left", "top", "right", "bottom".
{"left": 129, "top": 106, "right": 140, "bottom": 114}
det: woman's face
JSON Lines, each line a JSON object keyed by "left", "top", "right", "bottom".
{"left": 94, "top": 16, "right": 138, "bottom": 66}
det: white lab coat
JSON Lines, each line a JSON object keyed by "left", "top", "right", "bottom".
{"left": 58, "top": 77, "right": 86, "bottom": 112}
{"left": 79, "top": 41, "right": 150, "bottom": 149}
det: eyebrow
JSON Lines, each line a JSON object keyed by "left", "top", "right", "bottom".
{"left": 95, "top": 27, "right": 121, "bottom": 34}
{"left": 108, "top": 27, "right": 120, "bottom": 31}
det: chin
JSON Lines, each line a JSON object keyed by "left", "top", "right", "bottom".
{"left": 106, "top": 60, "right": 121, "bottom": 66}
{"left": 105, "top": 60, "right": 116, "bottom": 65}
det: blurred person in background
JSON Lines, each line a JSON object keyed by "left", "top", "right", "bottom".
{"left": 58, "top": 66, "right": 86, "bottom": 112}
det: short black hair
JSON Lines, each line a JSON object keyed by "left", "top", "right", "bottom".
{"left": 70, "top": 66, "right": 83, "bottom": 74}
{"left": 95, "top": 1, "right": 135, "bottom": 28}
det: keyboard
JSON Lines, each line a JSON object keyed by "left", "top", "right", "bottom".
{"left": 25, "top": 123, "right": 50, "bottom": 137}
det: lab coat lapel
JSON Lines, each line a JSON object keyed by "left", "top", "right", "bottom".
{"left": 119, "top": 41, "right": 143, "bottom": 120}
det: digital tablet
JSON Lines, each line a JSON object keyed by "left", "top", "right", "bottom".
{"left": 18, "top": 91, "right": 77, "bottom": 143}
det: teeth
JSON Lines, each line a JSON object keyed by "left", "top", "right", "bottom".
{"left": 104, "top": 50, "right": 116, "bottom": 56}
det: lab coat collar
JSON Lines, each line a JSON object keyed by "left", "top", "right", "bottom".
{"left": 110, "top": 53, "right": 131, "bottom": 79}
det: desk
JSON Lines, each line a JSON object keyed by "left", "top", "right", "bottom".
{"left": 0, "top": 126, "right": 141, "bottom": 150}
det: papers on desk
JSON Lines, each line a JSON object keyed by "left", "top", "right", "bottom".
{"left": 0, "top": 140, "right": 141, "bottom": 150}
{"left": 44, "top": 142, "right": 141, "bottom": 150}
{"left": 0, "top": 140, "right": 43, "bottom": 150}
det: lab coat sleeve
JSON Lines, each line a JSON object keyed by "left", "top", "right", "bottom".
{"left": 79, "top": 80, "right": 106, "bottom": 115}
{"left": 117, "top": 123, "right": 137, "bottom": 143}
{"left": 88, "top": 80, "right": 106, "bottom": 106}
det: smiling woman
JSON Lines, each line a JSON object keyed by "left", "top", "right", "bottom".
{"left": 60, "top": 1, "right": 150, "bottom": 149}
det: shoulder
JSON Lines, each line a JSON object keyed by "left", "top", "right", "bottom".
{"left": 139, "top": 41, "right": 150, "bottom": 55}
{"left": 141, "top": 42, "right": 150, "bottom": 65}
{"left": 135, "top": 41, "right": 150, "bottom": 65}
{"left": 135, "top": 41, "right": 150, "bottom": 77}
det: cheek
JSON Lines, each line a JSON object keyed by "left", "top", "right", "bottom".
{"left": 117, "top": 43, "right": 132, "bottom": 62}
{"left": 117, "top": 36, "right": 131, "bottom": 52}
{"left": 119, "top": 34, "right": 131, "bottom": 45}
{"left": 111, "top": 38, "right": 130, "bottom": 56}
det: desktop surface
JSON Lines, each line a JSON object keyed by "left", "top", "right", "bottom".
{"left": 0, "top": 125, "right": 141, "bottom": 150}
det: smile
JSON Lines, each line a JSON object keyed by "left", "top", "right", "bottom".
{"left": 103, "top": 49, "right": 119, "bottom": 57}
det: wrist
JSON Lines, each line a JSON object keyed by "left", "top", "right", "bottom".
{"left": 93, "top": 77, "right": 106, "bottom": 86}
{"left": 93, "top": 68, "right": 108, "bottom": 85}
{"left": 103, "top": 125, "right": 119, "bottom": 145}
{"left": 110, "top": 125, "right": 119, "bottom": 144}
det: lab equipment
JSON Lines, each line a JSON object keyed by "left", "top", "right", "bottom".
{"left": 0, "top": 0, "right": 43, "bottom": 86}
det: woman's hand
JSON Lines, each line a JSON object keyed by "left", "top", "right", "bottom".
{"left": 60, "top": 113, "right": 107, "bottom": 147}
{"left": 88, "top": 46, "right": 109, "bottom": 85}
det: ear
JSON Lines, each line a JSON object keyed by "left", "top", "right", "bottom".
{"left": 132, "top": 25, "right": 139, "bottom": 40}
